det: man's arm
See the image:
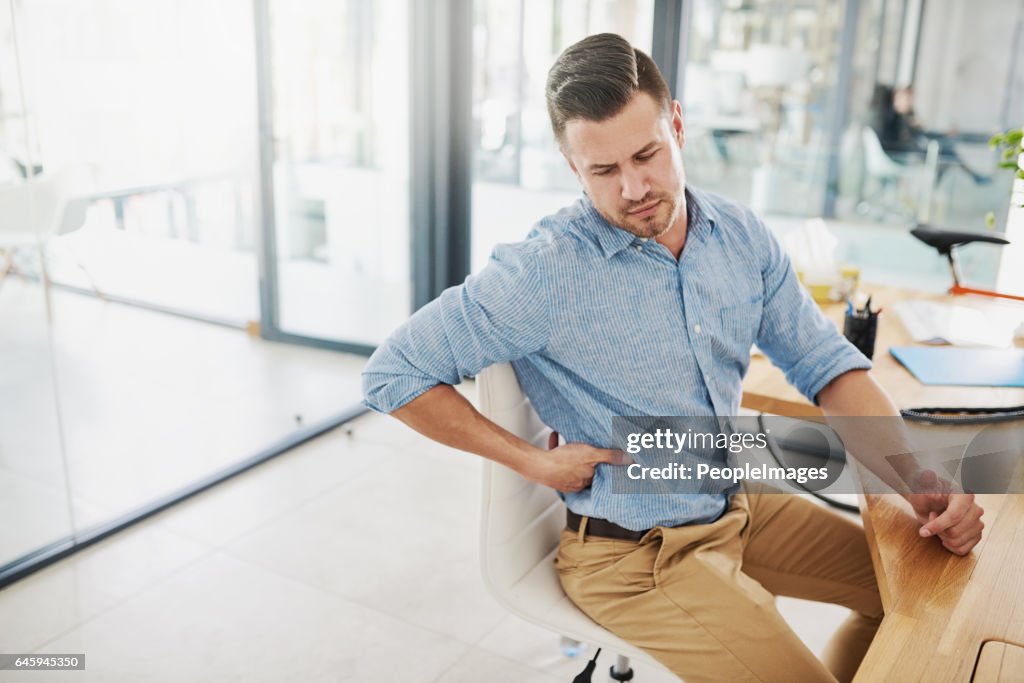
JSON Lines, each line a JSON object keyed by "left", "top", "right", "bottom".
{"left": 746, "top": 213, "right": 984, "bottom": 555}
{"left": 817, "top": 370, "right": 985, "bottom": 556}
{"left": 391, "top": 384, "right": 627, "bottom": 492}
{"left": 362, "top": 242, "right": 627, "bottom": 492}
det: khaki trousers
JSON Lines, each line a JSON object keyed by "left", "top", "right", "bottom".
{"left": 555, "top": 483, "right": 884, "bottom": 683}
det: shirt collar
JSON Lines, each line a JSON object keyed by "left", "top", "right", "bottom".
{"left": 577, "top": 187, "right": 718, "bottom": 259}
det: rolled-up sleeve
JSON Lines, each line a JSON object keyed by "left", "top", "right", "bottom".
{"left": 750, "top": 214, "right": 871, "bottom": 404}
{"left": 361, "top": 243, "right": 552, "bottom": 413}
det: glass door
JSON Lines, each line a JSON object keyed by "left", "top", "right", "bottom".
{"left": 258, "top": 0, "right": 412, "bottom": 349}
{"left": 17, "top": 0, "right": 261, "bottom": 325}
{"left": 0, "top": 0, "right": 75, "bottom": 569}
{"left": 470, "top": 0, "right": 656, "bottom": 271}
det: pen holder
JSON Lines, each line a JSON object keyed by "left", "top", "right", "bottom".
{"left": 843, "top": 310, "right": 878, "bottom": 359}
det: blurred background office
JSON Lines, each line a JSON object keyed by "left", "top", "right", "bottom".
{"left": 1, "top": 0, "right": 1021, "bottom": 680}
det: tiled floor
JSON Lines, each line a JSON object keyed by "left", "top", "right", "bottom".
{"left": 1, "top": 394, "right": 856, "bottom": 682}
{"left": 0, "top": 277, "right": 369, "bottom": 562}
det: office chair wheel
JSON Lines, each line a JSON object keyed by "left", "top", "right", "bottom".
{"left": 609, "top": 665, "right": 634, "bottom": 681}
{"left": 609, "top": 655, "right": 634, "bottom": 681}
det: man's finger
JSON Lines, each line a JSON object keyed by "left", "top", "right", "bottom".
{"left": 562, "top": 474, "right": 593, "bottom": 494}
{"left": 594, "top": 449, "right": 633, "bottom": 466}
{"left": 920, "top": 496, "right": 970, "bottom": 537}
{"left": 943, "top": 532, "right": 982, "bottom": 556}
{"left": 936, "top": 508, "right": 983, "bottom": 542}
{"left": 917, "top": 469, "right": 939, "bottom": 492}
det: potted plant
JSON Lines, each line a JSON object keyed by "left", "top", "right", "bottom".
{"left": 985, "top": 127, "right": 1024, "bottom": 227}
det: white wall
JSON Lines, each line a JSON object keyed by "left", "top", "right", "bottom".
{"left": 996, "top": 146, "right": 1024, "bottom": 296}
{"left": 914, "top": 0, "right": 1023, "bottom": 132}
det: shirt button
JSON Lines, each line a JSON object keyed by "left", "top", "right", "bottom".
{"left": 634, "top": 245, "right": 643, "bottom": 251}
{"left": 693, "top": 324, "right": 702, "bottom": 334}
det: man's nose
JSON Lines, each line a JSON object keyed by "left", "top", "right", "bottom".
{"left": 620, "top": 167, "right": 650, "bottom": 202}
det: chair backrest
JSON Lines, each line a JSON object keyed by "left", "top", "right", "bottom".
{"left": 861, "top": 126, "right": 906, "bottom": 178}
{"left": 0, "top": 169, "right": 88, "bottom": 242}
{"left": 477, "top": 363, "right": 564, "bottom": 598}
{"left": 0, "top": 178, "right": 62, "bottom": 241}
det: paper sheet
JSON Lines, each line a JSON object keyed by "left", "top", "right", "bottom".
{"left": 893, "top": 299, "right": 1023, "bottom": 347}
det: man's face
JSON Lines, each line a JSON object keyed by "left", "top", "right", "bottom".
{"left": 562, "top": 93, "right": 686, "bottom": 239}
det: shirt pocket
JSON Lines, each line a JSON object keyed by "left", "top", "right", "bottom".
{"left": 717, "top": 293, "right": 764, "bottom": 360}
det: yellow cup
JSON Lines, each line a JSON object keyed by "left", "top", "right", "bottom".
{"left": 797, "top": 266, "right": 860, "bottom": 304}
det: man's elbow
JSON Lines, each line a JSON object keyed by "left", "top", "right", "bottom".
{"left": 815, "top": 368, "right": 870, "bottom": 405}
{"left": 360, "top": 370, "right": 394, "bottom": 414}
{"left": 361, "top": 370, "right": 446, "bottom": 417}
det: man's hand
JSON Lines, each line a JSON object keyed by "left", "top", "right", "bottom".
{"left": 524, "top": 431, "right": 631, "bottom": 493}
{"left": 906, "top": 469, "right": 985, "bottom": 556}
{"left": 816, "top": 373, "right": 986, "bottom": 557}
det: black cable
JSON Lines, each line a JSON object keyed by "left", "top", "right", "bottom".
{"left": 757, "top": 413, "right": 860, "bottom": 514}
{"left": 572, "top": 647, "right": 601, "bottom": 683}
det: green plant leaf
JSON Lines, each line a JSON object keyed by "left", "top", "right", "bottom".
{"left": 1006, "top": 129, "right": 1023, "bottom": 145}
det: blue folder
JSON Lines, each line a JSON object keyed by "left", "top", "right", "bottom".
{"left": 889, "top": 346, "right": 1024, "bottom": 387}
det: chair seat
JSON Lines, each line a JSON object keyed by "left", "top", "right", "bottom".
{"left": 490, "top": 546, "right": 664, "bottom": 668}
{"left": 477, "top": 362, "right": 673, "bottom": 677}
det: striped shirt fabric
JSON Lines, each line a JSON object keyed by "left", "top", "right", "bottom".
{"left": 362, "top": 186, "right": 871, "bottom": 530}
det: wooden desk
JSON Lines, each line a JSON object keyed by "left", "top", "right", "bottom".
{"left": 740, "top": 285, "right": 1024, "bottom": 683}
{"left": 852, "top": 489, "right": 1024, "bottom": 682}
{"left": 741, "top": 286, "right": 1024, "bottom": 417}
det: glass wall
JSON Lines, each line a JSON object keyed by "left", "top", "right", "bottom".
{"left": 14, "top": 0, "right": 261, "bottom": 324}
{"left": 267, "top": 0, "right": 411, "bottom": 346}
{"left": 901, "top": 0, "right": 1021, "bottom": 232}
{"left": 679, "top": 0, "right": 1018, "bottom": 291}
{"left": 1, "top": 0, "right": 378, "bottom": 581}
{"left": 470, "top": 0, "right": 655, "bottom": 271}
{"left": 0, "top": 0, "right": 75, "bottom": 568}
{"left": 681, "top": 0, "right": 844, "bottom": 216}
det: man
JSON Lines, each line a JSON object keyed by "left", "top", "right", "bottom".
{"left": 867, "top": 83, "right": 989, "bottom": 185}
{"left": 362, "top": 34, "right": 984, "bottom": 683}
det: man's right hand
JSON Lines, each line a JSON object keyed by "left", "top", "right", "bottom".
{"left": 523, "top": 431, "right": 632, "bottom": 493}
{"left": 390, "top": 385, "right": 631, "bottom": 494}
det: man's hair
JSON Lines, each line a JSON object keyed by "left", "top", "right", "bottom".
{"left": 545, "top": 33, "right": 672, "bottom": 146}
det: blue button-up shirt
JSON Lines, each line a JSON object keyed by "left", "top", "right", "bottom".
{"left": 362, "top": 187, "right": 871, "bottom": 530}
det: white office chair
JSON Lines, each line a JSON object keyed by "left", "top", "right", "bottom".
{"left": 859, "top": 126, "right": 939, "bottom": 222}
{"left": 477, "top": 362, "right": 675, "bottom": 681}
{"left": 0, "top": 170, "right": 92, "bottom": 289}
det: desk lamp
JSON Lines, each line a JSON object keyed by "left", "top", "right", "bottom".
{"left": 910, "top": 223, "right": 1024, "bottom": 302}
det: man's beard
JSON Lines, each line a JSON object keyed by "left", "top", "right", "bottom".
{"left": 599, "top": 191, "right": 682, "bottom": 239}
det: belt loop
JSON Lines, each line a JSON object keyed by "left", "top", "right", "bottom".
{"left": 577, "top": 516, "right": 589, "bottom": 543}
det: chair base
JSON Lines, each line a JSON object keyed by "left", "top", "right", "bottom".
{"left": 610, "top": 655, "right": 634, "bottom": 681}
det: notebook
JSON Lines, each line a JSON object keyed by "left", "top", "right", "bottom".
{"left": 889, "top": 346, "right": 1024, "bottom": 387}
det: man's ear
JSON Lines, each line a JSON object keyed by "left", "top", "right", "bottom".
{"left": 671, "top": 100, "right": 685, "bottom": 147}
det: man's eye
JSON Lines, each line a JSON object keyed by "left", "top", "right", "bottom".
{"left": 593, "top": 168, "right": 614, "bottom": 176}
{"left": 636, "top": 151, "right": 656, "bottom": 162}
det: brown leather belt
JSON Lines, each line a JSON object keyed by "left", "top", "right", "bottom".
{"left": 566, "top": 508, "right": 649, "bottom": 542}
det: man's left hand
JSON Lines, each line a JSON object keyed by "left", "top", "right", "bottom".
{"left": 906, "top": 470, "right": 985, "bottom": 556}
